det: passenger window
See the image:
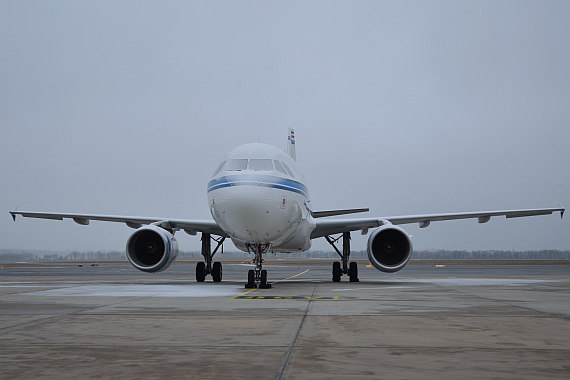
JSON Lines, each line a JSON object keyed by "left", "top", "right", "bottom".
{"left": 249, "top": 159, "right": 274, "bottom": 171}
{"left": 281, "top": 162, "right": 294, "bottom": 177}
{"left": 273, "top": 160, "right": 288, "bottom": 175}
{"left": 212, "top": 161, "right": 226, "bottom": 176}
{"left": 226, "top": 159, "right": 248, "bottom": 171}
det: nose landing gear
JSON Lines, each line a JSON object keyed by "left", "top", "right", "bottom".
{"left": 245, "top": 243, "right": 272, "bottom": 289}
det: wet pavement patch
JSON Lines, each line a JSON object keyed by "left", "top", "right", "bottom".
{"left": 231, "top": 295, "right": 339, "bottom": 300}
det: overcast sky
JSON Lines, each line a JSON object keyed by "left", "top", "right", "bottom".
{"left": 1, "top": 0, "right": 568, "bottom": 254}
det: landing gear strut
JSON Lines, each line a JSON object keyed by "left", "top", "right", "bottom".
{"left": 325, "top": 232, "right": 359, "bottom": 282}
{"left": 196, "top": 233, "right": 226, "bottom": 282}
{"left": 245, "top": 243, "right": 272, "bottom": 289}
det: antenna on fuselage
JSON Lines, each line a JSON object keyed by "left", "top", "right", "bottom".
{"left": 287, "top": 128, "right": 296, "bottom": 161}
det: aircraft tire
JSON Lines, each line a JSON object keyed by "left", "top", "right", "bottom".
{"left": 245, "top": 269, "right": 256, "bottom": 288}
{"left": 348, "top": 262, "right": 359, "bottom": 282}
{"left": 332, "top": 262, "right": 341, "bottom": 282}
{"left": 259, "top": 270, "right": 271, "bottom": 289}
{"left": 196, "top": 262, "right": 206, "bottom": 282}
{"left": 212, "top": 262, "right": 222, "bottom": 282}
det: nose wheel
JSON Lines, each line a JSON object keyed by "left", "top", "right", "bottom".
{"left": 245, "top": 244, "right": 272, "bottom": 289}
{"left": 245, "top": 269, "right": 270, "bottom": 289}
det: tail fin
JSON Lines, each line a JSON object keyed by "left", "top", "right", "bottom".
{"left": 287, "top": 128, "right": 296, "bottom": 161}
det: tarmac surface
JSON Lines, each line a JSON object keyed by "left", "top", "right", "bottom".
{"left": 1, "top": 259, "right": 569, "bottom": 379}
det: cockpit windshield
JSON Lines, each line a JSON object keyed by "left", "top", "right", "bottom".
{"left": 249, "top": 159, "right": 274, "bottom": 171}
{"left": 225, "top": 159, "right": 249, "bottom": 171}
{"left": 215, "top": 158, "right": 294, "bottom": 176}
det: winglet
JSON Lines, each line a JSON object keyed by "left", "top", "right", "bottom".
{"left": 10, "top": 208, "right": 17, "bottom": 222}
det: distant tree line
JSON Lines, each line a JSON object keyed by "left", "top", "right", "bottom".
{"left": 1, "top": 249, "right": 569, "bottom": 263}
{"left": 411, "top": 250, "right": 569, "bottom": 260}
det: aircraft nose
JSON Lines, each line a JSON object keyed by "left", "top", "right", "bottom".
{"left": 212, "top": 187, "right": 282, "bottom": 242}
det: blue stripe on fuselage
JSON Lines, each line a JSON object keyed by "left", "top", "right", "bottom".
{"left": 207, "top": 175, "right": 309, "bottom": 199}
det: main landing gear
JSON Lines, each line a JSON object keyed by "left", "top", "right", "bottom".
{"left": 325, "top": 232, "right": 359, "bottom": 283}
{"left": 245, "top": 243, "right": 272, "bottom": 289}
{"left": 196, "top": 233, "right": 226, "bottom": 283}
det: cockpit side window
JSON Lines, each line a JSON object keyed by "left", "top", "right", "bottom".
{"left": 281, "top": 162, "right": 295, "bottom": 177}
{"left": 212, "top": 161, "right": 226, "bottom": 176}
{"left": 273, "top": 160, "right": 288, "bottom": 175}
{"left": 249, "top": 159, "right": 274, "bottom": 171}
{"left": 226, "top": 159, "right": 249, "bottom": 171}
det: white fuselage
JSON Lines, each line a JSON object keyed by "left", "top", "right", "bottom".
{"left": 207, "top": 143, "right": 315, "bottom": 252}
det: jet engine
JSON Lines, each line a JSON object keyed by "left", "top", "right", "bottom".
{"left": 367, "top": 225, "right": 413, "bottom": 273}
{"left": 126, "top": 225, "right": 179, "bottom": 273}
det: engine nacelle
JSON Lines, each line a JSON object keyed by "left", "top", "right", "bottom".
{"left": 126, "top": 225, "right": 178, "bottom": 273}
{"left": 367, "top": 225, "right": 413, "bottom": 273}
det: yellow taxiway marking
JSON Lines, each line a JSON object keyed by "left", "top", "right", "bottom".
{"left": 272, "top": 268, "right": 311, "bottom": 284}
{"left": 230, "top": 268, "right": 310, "bottom": 299}
{"left": 234, "top": 287, "right": 259, "bottom": 298}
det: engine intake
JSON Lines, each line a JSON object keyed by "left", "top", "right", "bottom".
{"left": 367, "top": 225, "right": 413, "bottom": 273}
{"left": 126, "top": 225, "right": 178, "bottom": 273}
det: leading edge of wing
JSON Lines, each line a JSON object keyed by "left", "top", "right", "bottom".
{"left": 310, "top": 208, "right": 369, "bottom": 218}
{"left": 386, "top": 207, "right": 565, "bottom": 226}
{"left": 9, "top": 210, "right": 227, "bottom": 237}
{"left": 311, "top": 207, "right": 565, "bottom": 239}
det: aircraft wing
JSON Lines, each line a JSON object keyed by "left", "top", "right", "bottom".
{"left": 310, "top": 207, "right": 565, "bottom": 239}
{"left": 9, "top": 210, "right": 227, "bottom": 237}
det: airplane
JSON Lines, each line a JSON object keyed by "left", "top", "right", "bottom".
{"left": 10, "top": 129, "right": 565, "bottom": 289}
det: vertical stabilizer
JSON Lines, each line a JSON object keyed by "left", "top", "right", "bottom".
{"left": 287, "top": 128, "right": 296, "bottom": 161}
